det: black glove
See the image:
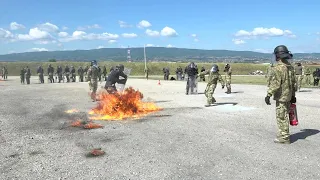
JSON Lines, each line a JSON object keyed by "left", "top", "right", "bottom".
{"left": 222, "top": 85, "right": 225, "bottom": 89}
{"left": 265, "top": 96, "right": 271, "bottom": 105}
{"left": 290, "top": 96, "right": 296, "bottom": 103}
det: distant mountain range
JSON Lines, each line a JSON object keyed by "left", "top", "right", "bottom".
{"left": 1, "top": 47, "right": 320, "bottom": 62}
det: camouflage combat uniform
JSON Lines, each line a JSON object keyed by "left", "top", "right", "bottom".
{"left": 267, "top": 61, "right": 296, "bottom": 143}
{"left": 37, "top": 66, "right": 44, "bottom": 83}
{"left": 47, "top": 65, "right": 55, "bottom": 83}
{"left": 78, "top": 67, "right": 84, "bottom": 82}
{"left": 266, "top": 64, "right": 274, "bottom": 87}
{"left": 88, "top": 65, "right": 99, "bottom": 101}
{"left": 304, "top": 67, "right": 311, "bottom": 85}
{"left": 145, "top": 68, "right": 149, "bottom": 80}
{"left": 20, "top": 68, "right": 25, "bottom": 84}
{"left": 102, "top": 66, "right": 107, "bottom": 81}
{"left": 25, "top": 67, "right": 31, "bottom": 84}
{"left": 224, "top": 65, "right": 232, "bottom": 94}
{"left": 200, "top": 68, "right": 225, "bottom": 106}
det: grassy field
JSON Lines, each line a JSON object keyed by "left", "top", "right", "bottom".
{"left": 1, "top": 61, "right": 319, "bottom": 87}
{"left": 0, "top": 61, "right": 272, "bottom": 76}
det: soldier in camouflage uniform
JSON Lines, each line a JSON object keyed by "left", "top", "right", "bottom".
{"left": 78, "top": 66, "right": 84, "bottom": 82}
{"left": 20, "top": 67, "right": 25, "bottom": 84}
{"left": 84, "top": 65, "right": 89, "bottom": 82}
{"left": 224, "top": 64, "right": 232, "bottom": 94}
{"left": 98, "top": 66, "right": 102, "bottom": 82}
{"left": 64, "top": 66, "right": 70, "bottom": 82}
{"left": 265, "top": 63, "right": 274, "bottom": 87}
{"left": 102, "top": 65, "right": 107, "bottom": 81}
{"left": 25, "top": 66, "right": 31, "bottom": 84}
{"left": 294, "top": 62, "right": 303, "bottom": 91}
{"left": 304, "top": 66, "right": 311, "bottom": 85}
{"left": 37, "top": 65, "right": 44, "bottom": 83}
{"left": 70, "top": 66, "right": 76, "bottom": 82}
{"left": 56, "top": 66, "right": 63, "bottom": 83}
{"left": 87, "top": 60, "right": 99, "bottom": 101}
{"left": 3, "top": 67, "right": 8, "bottom": 80}
{"left": 47, "top": 64, "right": 55, "bottom": 83}
{"left": 265, "top": 45, "right": 296, "bottom": 144}
{"left": 199, "top": 64, "right": 225, "bottom": 107}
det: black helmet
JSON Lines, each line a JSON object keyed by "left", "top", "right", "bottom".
{"left": 274, "top": 45, "right": 293, "bottom": 59}
{"left": 91, "top": 60, "right": 97, "bottom": 66}
{"left": 210, "top": 64, "right": 219, "bottom": 72}
{"left": 116, "top": 64, "right": 124, "bottom": 72}
{"left": 190, "top": 62, "right": 196, "bottom": 69}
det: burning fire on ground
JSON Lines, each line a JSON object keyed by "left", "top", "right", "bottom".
{"left": 89, "top": 87, "right": 161, "bottom": 120}
{"left": 65, "top": 109, "right": 79, "bottom": 113}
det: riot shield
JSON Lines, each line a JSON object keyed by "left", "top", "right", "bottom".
{"left": 187, "top": 76, "right": 198, "bottom": 95}
{"left": 117, "top": 68, "right": 131, "bottom": 93}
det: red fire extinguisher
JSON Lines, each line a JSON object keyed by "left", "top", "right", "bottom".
{"left": 289, "top": 103, "right": 298, "bottom": 126}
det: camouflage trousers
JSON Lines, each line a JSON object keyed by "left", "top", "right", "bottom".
{"left": 226, "top": 78, "right": 231, "bottom": 93}
{"left": 204, "top": 83, "right": 217, "bottom": 105}
{"left": 145, "top": 72, "right": 149, "bottom": 80}
{"left": 90, "top": 79, "right": 98, "bottom": 101}
{"left": 305, "top": 75, "right": 311, "bottom": 85}
{"left": 295, "top": 75, "right": 303, "bottom": 91}
{"left": 275, "top": 101, "right": 290, "bottom": 141}
{"left": 20, "top": 75, "right": 25, "bottom": 84}
{"left": 26, "top": 76, "right": 30, "bottom": 84}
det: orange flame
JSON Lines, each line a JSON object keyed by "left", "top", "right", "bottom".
{"left": 89, "top": 87, "right": 161, "bottom": 120}
{"left": 65, "top": 109, "right": 79, "bottom": 113}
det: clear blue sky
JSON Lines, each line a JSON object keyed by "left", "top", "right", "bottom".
{"left": 0, "top": 0, "right": 320, "bottom": 55}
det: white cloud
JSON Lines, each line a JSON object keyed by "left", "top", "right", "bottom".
{"left": 108, "top": 40, "right": 117, "bottom": 44}
{"left": 137, "top": 20, "right": 152, "bottom": 28}
{"left": 30, "top": 48, "right": 48, "bottom": 52}
{"left": 34, "top": 40, "right": 57, "bottom": 44}
{"left": 10, "top": 22, "right": 25, "bottom": 30}
{"left": 59, "top": 31, "right": 119, "bottom": 42}
{"left": 146, "top": 44, "right": 155, "bottom": 47}
{"left": 194, "top": 38, "right": 199, "bottom": 42}
{"left": 122, "top": 33, "right": 137, "bottom": 38}
{"left": 87, "top": 24, "right": 101, "bottom": 29}
{"left": 0, "top": 28, "right": 14, "bottom": 40}
{"left": 166, "top": 44, "right": 174, "bottom": 48}
{"left": 97, "top": 46, "right": 105, "bottom": 49}
{"left": 62, "top": 26, "right": 68, "bottom": 30}
{"left": 38, "top": 22, "right": 59, "bottom": 32}
{"left": 191, "top": 34, "right": 197, "bottom": 37}
{"left": 17, "top": 28, "right": 52, "bottom": 41}
{"left": 119, "top": 45, "right": 126, "bottom": 48}
{"left": 234, "top": 27, "right": 296, "bottom": 38}
{"left": 145, "top": 29, "right": 160, "bottom": 37}
{"left": 232, "top": 39, "right": 246, "bottom": 45}
{"left": 119, "top": 21, "right": 132, "bottom": 28}
{"left": 161, "top": 26, "right": 178, "bottom": 37}
{"left": 58, "top": 32, "right": 68, "bottom": 38}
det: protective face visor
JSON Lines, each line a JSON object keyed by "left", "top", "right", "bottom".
{"left": 210, "top": 66, "right": 218, "bottom": 73}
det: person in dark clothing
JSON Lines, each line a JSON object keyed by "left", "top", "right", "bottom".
{"left": 104, "top": 64, "right": 128, "bottom": 94}
{"left": 185, "top": 62, "right": 198, "bottom": 95}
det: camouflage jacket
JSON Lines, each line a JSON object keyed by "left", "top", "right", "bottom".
{"left": 88, "top": 66, "right": 99, "bottom": 80}
{"left": 266, "top": 66, "right": 274, "bottom": 76}
{"left": 304, "top": 67, "right": 311, "bottom": 75}
{"left": 224, "top": 67, "right": 232, "bottom": 80}
{"left": 200, "top": 70, "right": 225, "bottom": 86}
{"left": 267, "top": 61, "right": 296, "bottom": 102}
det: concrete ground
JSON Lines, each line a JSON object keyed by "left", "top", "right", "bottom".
{"left": 1, "top": 76, "right": 320, "bottom": 180}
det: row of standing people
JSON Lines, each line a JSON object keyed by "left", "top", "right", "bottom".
{"left": 265, "top": 62, "right": 320, "bottom": 91}
{"left": 19, "top": 64, "right": 110, "bottom": 84}
{"left": 1, "top": 66, "right": 8, "bottom": 80}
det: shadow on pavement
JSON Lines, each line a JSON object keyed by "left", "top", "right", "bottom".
{"left": 232, "top": 91, "right": 244, "bottom": 94}
{"left": 213, "top": 102, "right": 238, "bottom": 106}
{"left": 154, "top": 100, "right": 172, "bottom": 103}
{"left": 290, "top": 129, "right": 320, "bottom": 143}
{"left": 298, "top": 90, "right": 312, "bottom": 92}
